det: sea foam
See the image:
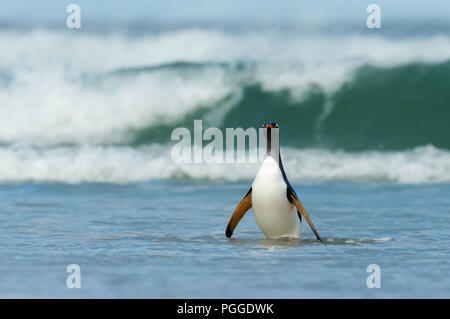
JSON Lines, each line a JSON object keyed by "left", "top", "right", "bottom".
{"left": 1, "top": 29, "right": 450, "bottom": 184}
{"left": 0, "top": 144, "right": 448, "bottom": 184}
{"left": 1, "top": 29, "right": 450, "bottom": 146}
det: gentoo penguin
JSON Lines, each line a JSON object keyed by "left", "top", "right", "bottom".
{"left": 225, "top": 122, "right": 322, "bottom": 241}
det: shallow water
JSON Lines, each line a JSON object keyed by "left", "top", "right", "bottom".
{"left": 0, "top": 181, "right": 448, "bottom": 298}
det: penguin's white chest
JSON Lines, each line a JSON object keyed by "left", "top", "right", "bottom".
{"left": 251, "top": 157, "right": 300, "bottom": 239}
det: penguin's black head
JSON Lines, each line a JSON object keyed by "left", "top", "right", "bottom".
{"left": 262, "top": 122, "right": 279, "bottom": 129}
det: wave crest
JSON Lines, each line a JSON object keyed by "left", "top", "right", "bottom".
{"left": 0, "top": 144, "right": 448, "bottom": 184}
{"left": 1, "top": 29, "right": 450, "bottom": 150}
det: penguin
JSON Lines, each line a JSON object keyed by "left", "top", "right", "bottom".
{"left": 225, "top": 122, "right": 322, "bottom": 241}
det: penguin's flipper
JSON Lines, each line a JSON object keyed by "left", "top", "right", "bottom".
{"left": 226, "top": 188, "right": 252, "bottom": 238}
{"left": 288, "top": 189, "right": 322, "bottom": 242}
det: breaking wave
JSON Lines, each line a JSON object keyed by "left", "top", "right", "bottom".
{"left": 0, "top": 144, "right": 448, "bottom": 184}
{"left": 0, "top": 28, "right": 449, "bottom": 183}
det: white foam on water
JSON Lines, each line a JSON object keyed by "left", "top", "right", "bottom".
{"left": 1, "top": 29, "right": 449, "bottom": 184}
{"left": 1, "top": 29, "right": 450, "bottom": 146}
{"left": 0, "top": 144, "right": 448, "bottom": 184}
{"left": 0, "top": 66, "right": 233, "bottom": 145}
{"left": 375, "top": 237, "right": 393, "bottom": 242}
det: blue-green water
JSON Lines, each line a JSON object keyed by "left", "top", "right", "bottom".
{"left": 1, "top": 22, "right": 450, "bottom": 298}
{"left": 0, "top": 181, "right": 448, "bottom": 298}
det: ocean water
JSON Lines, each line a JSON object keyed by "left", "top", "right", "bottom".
{"left": 0, "top": 27, "right": 450, "bottom": 183}
{"left": 0, "top": 181, "right": 449, "bottom": 298}
{"left": 0, "top": 24, "right": 450, "bottom": 298}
